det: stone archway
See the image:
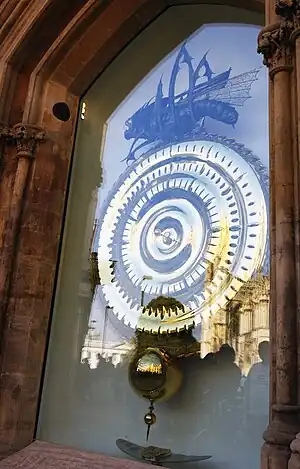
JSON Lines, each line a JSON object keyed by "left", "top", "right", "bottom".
{"left": 1, "top": 2, "right": 299, "bottom": 469}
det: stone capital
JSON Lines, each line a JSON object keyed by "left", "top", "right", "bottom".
{"left": 258, "top": 22, "right": 294, "bottom": 77}
{"left": 257, "top": 0, "right": 300, "bottom": 77}
{"left": 11, "top": 123, "right": 46, "bottom": 159}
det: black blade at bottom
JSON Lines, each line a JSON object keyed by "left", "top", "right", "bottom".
{"left": 116, "top": 439, "right": 212, "bottom": 465}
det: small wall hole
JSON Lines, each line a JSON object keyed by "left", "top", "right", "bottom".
{"left": 52, "top": 102, "right": 71, "bottom": 122}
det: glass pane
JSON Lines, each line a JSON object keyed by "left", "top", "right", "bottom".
{"left": 38, "top": 18, "right": 268, "bottom": 469}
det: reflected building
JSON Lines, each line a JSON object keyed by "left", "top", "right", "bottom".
{"left": 236, "top": 274, "right": 269, "bottom": 374}
{"left": 200, "top": 272, "right": 270, "bottom": 375}
{"left": 84, "top": 264, "right": 269, "bottom": 377}
{"left": 81, "top": 330, "right": 134, "bottom": 368}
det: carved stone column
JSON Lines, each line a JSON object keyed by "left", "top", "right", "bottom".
{"left": 289, "top": 3, "right": 300, "bottom": 468}
{"left": 258, "top": 2, "right": 300, "bottom": 469}
{"left": 0, "top": 123, "right": 46, "bottom": 350}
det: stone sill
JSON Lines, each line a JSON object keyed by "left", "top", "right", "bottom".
{"left": 0, "top": 440, "right": 157, "bottom": 469}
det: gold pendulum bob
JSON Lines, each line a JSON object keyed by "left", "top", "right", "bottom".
{"left": 129, "top": 347, "right": 182, "bottom": 441}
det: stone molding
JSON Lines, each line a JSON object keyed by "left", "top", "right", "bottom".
{"left": 258, "top": 0, "right": 300, "bottom": 77}
{"left": 264, "top": 405, "right": 300, "bottom": 447}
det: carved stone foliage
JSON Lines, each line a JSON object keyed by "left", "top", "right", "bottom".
{"left": 275, "top": 0, "right": 300, "bottom": 22}
{"left": 12, "top": 124, "right": 46, "bottom": 158}
{"left": 257, "top": 0, "right": 300, "bottom": 76}
{"left": 257, "top": 22, "right": 294, "bottom": 74}
{"left": 0, "top": 123, "right": 46, "bottom": 157}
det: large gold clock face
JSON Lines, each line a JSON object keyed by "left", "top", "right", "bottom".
{"left": 97, "top": 138, "right": 268, "bottom": 332}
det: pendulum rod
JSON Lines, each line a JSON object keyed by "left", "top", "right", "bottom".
{"left": 144, "top": 399, "right": 156, "bottom": 441}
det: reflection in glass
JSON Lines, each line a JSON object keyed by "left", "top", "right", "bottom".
{"left": 134, "top": 352, "right": 164, "bottom": 390}
{"left": 38, "top": 23, "right": 269, "bottom": 469}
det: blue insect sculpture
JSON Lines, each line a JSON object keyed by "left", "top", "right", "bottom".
{"left": 123, "top": 42, "right": 260, "bottom": 164}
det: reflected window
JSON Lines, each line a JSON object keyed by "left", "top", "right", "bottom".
{"left": 38, "top": 17, "right": 269, "bottom": 469}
